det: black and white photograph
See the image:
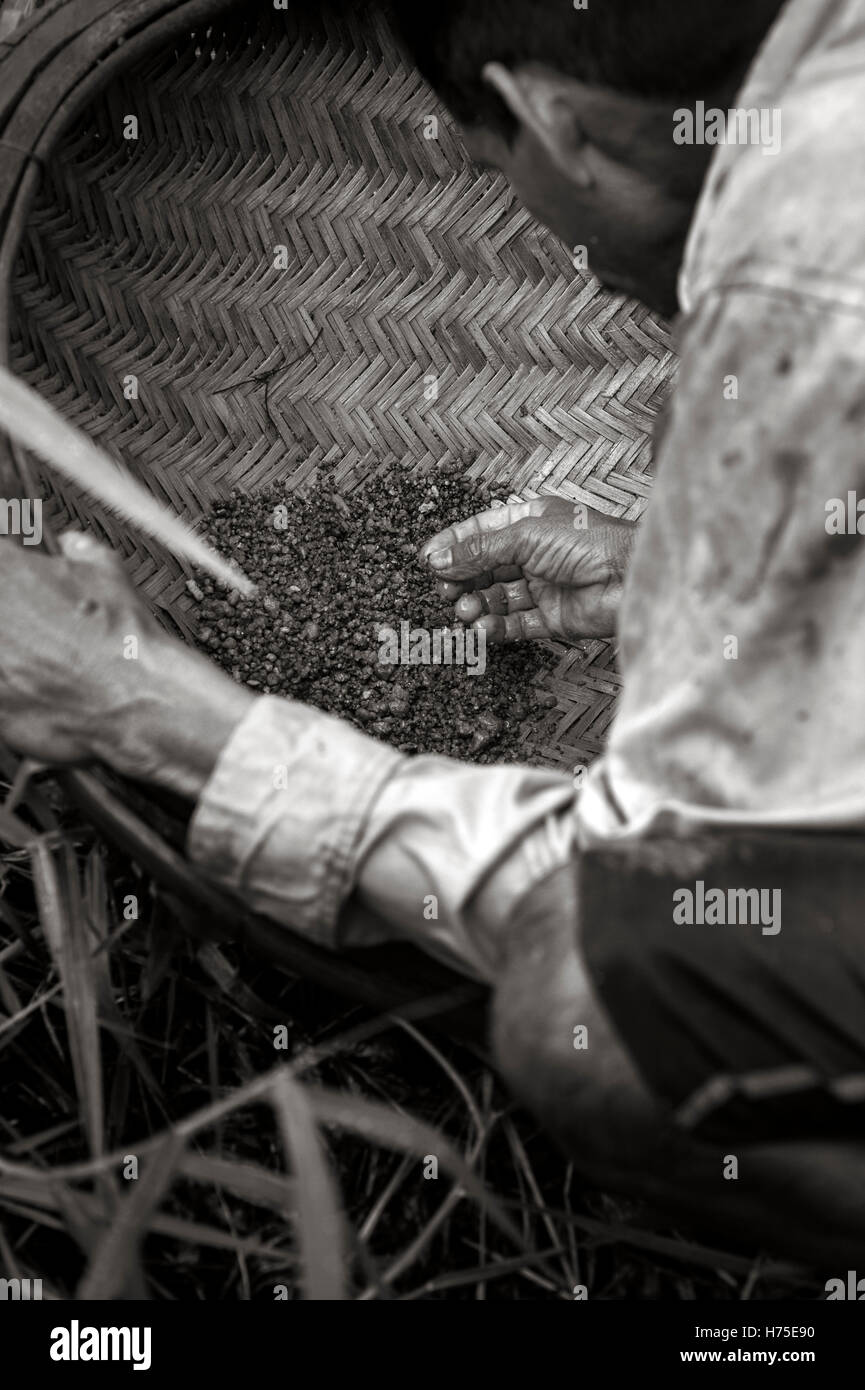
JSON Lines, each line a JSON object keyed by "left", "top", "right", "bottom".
{"left": 0, "top": 0, "right": 862, "bottom": 1352}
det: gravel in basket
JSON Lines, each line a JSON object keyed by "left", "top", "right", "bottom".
{"left": 193, "top": 461, "right": 554, "bottom": 762}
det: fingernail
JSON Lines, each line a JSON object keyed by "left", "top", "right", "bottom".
{"left": 428, "top": 548, "right": 452, "bottom": 570}
{"left": 63, "top": 532, "right": 93, "bottom": 554}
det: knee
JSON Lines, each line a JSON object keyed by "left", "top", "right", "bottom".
{"left": 491, "top": 935, "right": 666, "bottom": 1182}
{"left": 486, "top": 859, "right": 670, "bottom": 1180}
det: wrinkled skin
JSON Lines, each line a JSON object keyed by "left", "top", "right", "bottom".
{"left": 0, "top": 532, "right": 252, "bottom": 797}
{"left": 421, "top": 496, "right": 636, "bottom": 642}
{"left": 2, "top": 0, "right": 855, "bottom": 1268}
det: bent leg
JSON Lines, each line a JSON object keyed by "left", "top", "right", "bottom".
{"left": 490, "top": 860, "right": 865, "bottom": 1268}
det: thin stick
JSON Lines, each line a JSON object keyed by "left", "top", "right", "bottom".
{"left": 0, "top": 364, "right": 254, "bottom": 595}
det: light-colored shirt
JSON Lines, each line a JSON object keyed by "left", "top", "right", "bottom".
{"left": 188, "top": 0, "right": 865, "bottom": 982}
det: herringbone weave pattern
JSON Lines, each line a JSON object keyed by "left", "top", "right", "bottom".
{"left": 9, "top": 0, "right": 675, "bottom": 773}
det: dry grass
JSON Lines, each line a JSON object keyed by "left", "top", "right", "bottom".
{"left": 0, "top": 760, "right": 824, "bottom": 1300}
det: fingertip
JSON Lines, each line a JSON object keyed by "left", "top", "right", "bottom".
{"left": 59, "top": 528, "right": 123, "bottom": 575}
{"left": 474, "top": 613, "right": 506, "bottom": 643}
{"left": 59, "top": 529, "right": 98, "bottom": 558}
{"left": 435, "top": 579, "right": 464, "bottom": 600}
{"left": 419, "top": 527, "right": 452, "bottom": 560}
{"left": 456, "top": 592, "right": 483, "bottom": 622}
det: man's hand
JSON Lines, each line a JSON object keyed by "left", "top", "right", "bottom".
{"left": 0, "top": 533, "right": 254, "bottom": 799}
{"left": 420, "top": 496, "right": 636, "bottom": 642}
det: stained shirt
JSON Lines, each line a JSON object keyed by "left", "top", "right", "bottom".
{"left": 188, "top": 0, "right": 865, "bottom": 984}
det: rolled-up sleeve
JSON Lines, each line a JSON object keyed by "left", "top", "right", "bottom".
{"left": 187, "top": 696, "right": 404, "bottom": 946}
{"left": 187, "top": 695, "right": 577, "bottom": 980}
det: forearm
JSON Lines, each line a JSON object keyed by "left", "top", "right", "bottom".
{"left": 89, "top": 646, "right": 255, "bottom": 802}
{"left": 180, "top": 693, "right": 578, "bottom": 976}
{"left": 351, "top": 755, "right": 578, "bottom": 978}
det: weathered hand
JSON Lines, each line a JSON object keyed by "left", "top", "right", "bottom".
{"left": 420, "top": 496, "right": 636, "bottom": 642}
{"left": 0, "top": 532, "right": 253, "bottom": 797}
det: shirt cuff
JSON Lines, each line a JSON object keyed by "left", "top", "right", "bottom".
{"left": 186, "top": 695, "right": 405, "bottom": 947}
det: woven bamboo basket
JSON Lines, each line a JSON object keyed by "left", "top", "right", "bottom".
{"left": 0, "top": 0, "right": 674, "bottom": 1026}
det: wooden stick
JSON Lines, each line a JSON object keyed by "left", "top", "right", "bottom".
{"left": 0, "top": 364, "right": 254, "bottom": 596}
